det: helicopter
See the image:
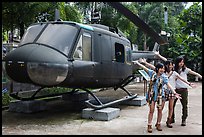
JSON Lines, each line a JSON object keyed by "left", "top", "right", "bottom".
{"left": 3, "top": 2, "right": 168, "bottom": 109}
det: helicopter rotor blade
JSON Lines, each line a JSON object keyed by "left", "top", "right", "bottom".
{"left": 107, "top": 2, "right": 168, "bottom": 45}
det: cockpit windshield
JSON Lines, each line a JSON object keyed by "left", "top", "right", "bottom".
{"left": 20, "top": 23, "right": 79, "bottom": 56}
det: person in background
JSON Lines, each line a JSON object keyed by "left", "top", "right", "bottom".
{"left": 172, "top": 55, "right": 202, "bottom": 126}
{"left": 134, "top": 60, "right": 181, "bottom": 133}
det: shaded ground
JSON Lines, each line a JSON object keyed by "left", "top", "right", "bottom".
{"left": 2, "top": 82, "right": 202, "bottom": 135}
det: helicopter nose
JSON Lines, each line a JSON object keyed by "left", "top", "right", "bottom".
{"left": 4, "top": 44, "right": 69, "bottom": 86}
{"left": 27, "top": 62, "right": 68, "bottom": 86}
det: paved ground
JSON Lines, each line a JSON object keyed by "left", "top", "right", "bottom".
{"left": 2, "top": 82, "right": 202, "bottom": 135}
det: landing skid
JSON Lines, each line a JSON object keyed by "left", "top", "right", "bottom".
{"left": 9, "top": 87, "right": 78, "bottom": 101}
{"left": 82, "top": 74, "right": 138, "bottom": 110}
{"left": 9, "top": 74, "right": 138, "bottom": 109}
{"left": 85, "top": 92, "right": 137, "bottom": 110}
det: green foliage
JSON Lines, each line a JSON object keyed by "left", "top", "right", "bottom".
{"left": 41, "top": 87, "right": 72, "bottom": 94}
{"left": 64, "top": 4, "right": 83, "bottom": 22}
{"left": 2, "top": 31, "right": 8, "bottom": 42}
{"left": 2, "top": 92, "right": 14, "bottom": 106}
{"left": 166, "top": 2, "right": 202, "bottom": 73}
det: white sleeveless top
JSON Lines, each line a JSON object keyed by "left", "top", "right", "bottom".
{"left": 168, "top": 71, "right": 180, "bottom": 90}
{"left": 175, "top": 68, "right": 191, "bottom": 89}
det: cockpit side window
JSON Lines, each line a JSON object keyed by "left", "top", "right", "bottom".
{"left": 125, "top": 45, "right": 132, "bottom": 64}
{"left": 82, "top": 32, "right": 92, "bottom": 61}
{"left": 74, "top": 35, "right": 83, "bottom": 59}
{"left": 74, "top": 32, "right": 92, "bottom": 61}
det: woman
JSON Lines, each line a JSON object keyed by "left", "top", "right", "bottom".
{"left": 134, "top": 60, "right": 181, "bottom": 133}
{"left": 172, "top": 56, "right": 202, "bottom": 126}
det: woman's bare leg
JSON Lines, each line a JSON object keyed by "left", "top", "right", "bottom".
{"left": 148, "top": 101, "right": 155, "bottom": 125}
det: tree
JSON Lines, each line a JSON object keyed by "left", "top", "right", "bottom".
{"left": 2, "top": 2, "right": 54, "bottom": 39}
{"left": 167, "top": 2, "right": 202, "bottom": 74}
{"left": 64, "top": 3, "right": 83, "bottom": 22}
{"left": 136, "top": 2, "right": 164, "bottom": 50}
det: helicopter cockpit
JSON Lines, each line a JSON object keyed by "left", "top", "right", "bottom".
{"left": 20, "top": 22, "right": 79, "bottom": 57}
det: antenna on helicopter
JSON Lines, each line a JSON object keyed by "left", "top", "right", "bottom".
{"left": 91, "top": 2, "right": 101, "bottom": 24}
{"left": 91, "top": 9, "right": 101, "bottom": 24}
{"left": 55, "top": 9, "right": 63, "bottom": 21}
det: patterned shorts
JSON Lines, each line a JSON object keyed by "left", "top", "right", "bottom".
{"left": 146, "top": 92, "right": 166, "bottom": 103}
{"left": 165, "top": 89, "right": 175, "bottom": 101}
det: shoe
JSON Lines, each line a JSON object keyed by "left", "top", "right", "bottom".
{"left": 147, "top": 125, "right": 152, "bottom": 133}
{"left": 166, "top": 118, "right": 173, "bottom": 128}
{"left": 181, "top": 120, "right": 186, "bottom": 126}
{"left": 155, "top": 123, "right": 162, "bottom": 131}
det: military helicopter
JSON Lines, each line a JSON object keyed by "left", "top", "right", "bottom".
{"left": 3, "top": 2, "right": 168, "bottom": 109}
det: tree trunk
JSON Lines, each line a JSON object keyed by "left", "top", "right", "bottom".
{"left": 144, "top": 33, "right": 147, "bottom": 51}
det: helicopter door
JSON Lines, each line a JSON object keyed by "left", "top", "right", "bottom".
{"left": 98, "top": 34, "right": 115, "bottom": 80}
{"left": 72, "top": 31, "right": 94, "bottom": 81}
{"left": 113, "top": 42, "right": 131, "bottom": 79}
{"left": 73, "top": 32, "right": 92, "bottom": 61}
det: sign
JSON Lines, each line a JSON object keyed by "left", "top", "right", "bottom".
{"left": 138, "top": 69, "right": 150, "bottom": 81}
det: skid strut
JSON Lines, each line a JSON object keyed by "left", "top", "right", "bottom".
{"left": 82, "top": 74, "right": 138, "bottom": 110}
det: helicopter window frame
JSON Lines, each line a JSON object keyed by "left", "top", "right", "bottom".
{"left": 114, "top": 42, "right": 125, "bottom": 63}
{"left": 73, "top": 31, "right": 92, "bottom": 61}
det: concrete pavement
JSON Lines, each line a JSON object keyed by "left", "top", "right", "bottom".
{"left": 2, "top": 82, "right": 202, "bottom": 135}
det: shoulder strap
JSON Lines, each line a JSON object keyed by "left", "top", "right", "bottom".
{"left": 168, "top": 71, "right": 173, "bottom": 78}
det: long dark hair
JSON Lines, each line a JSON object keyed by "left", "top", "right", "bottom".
{"left": 174, "top": 55, "right": 186, "bottom": 74}
{"left": 164, "top": 60, "right": 174, "bottom": 73}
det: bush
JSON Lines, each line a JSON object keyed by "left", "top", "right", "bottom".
{"left": 2, "top": 92, "right": 13, "bottom": 106}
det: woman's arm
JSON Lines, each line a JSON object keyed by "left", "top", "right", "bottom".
{"left": 133, "top": 60, "right": 149, "bottom": 73}
{"left": 139, "top": 58, "right": 155, "bottom": 70}
{"left": 176, "top": 72, "right": 191, "bottom": 86}
{"left": 167, "top": 83, "right": 182, "bottom": 99}
{"left": 154, "top": 51, "right": 167, "bottom": 62}
{"left": 188, "top": 69, "right": 202, "bottom": 79}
